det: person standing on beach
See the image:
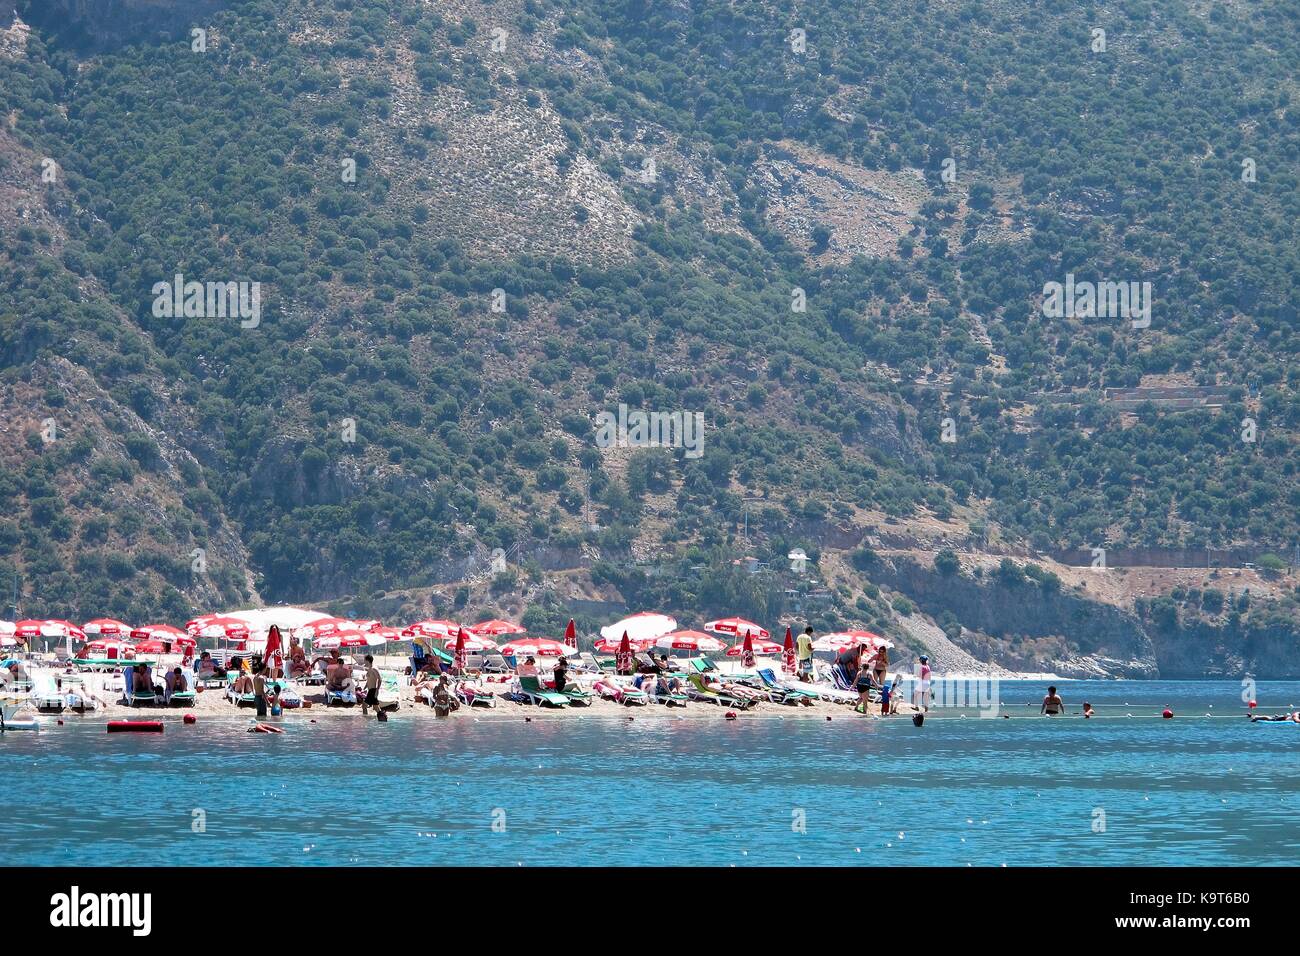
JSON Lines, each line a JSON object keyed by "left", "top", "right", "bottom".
{"left": 796, "top": 626, "right": 815, "bottom": 682}
{"left": 855, "top": 654, "right": 875, "bottom": 714}
{"left": 912, "top": 655, "right": 931, "bottom": 712}
{"left": 361, "top": 654, "right": 381, "bottom": 717}
{"left": 252, "top": 663, "right": 268, "bottom": 717}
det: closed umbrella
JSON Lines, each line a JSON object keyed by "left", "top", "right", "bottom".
{"left": 782, "top": 626, "right": 796, "bottom": 675}
{"left": 616, "top": 631, "right": 633, "bottom": 674}
{"left": 725, "top": 631, "right": 782, "bottom": 662}
{"left": 452, "top": 628, "right": 467, "bottom": 671}
{"left": 563, "top": 619, "right": 578, "bottom": 651}
{"left": 264, "top": 624, "right": 283, "bottom": 674}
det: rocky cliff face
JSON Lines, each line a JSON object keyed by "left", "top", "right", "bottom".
{"left": 874, "top": 557, "right": 1300, "bottom": 679}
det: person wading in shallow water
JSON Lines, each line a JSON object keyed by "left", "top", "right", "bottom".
{"left": 1041, "top": 685, "right": 1064, "bottom": 716}
{"left": 361, "top": 654, "right": 381, "bottom": 717}
{"left": 252, "top": 663, "right": 268, "bottom": 717}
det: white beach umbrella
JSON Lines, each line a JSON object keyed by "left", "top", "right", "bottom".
{"left": 599, "top": 612, "right": 678, "bottom": 643}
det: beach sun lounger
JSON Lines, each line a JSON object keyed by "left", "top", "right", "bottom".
{"left": 555, "top": 682, "right": 593, "bottom": 707}
{"left": 325, "top": 687, "right": 357, "bottom": 706}
{"left": 686, "top": 673, "right": 755, "bottom": 710}
{"left": 753, "top": 668, "right": 818, "bottom": 705}
{"left": 518, "top": 675, "right": 570, "bottom": 708}
{"left": 130, "top": 690, "right": 158, "bottom": 708}
{"left": 482, "top": 654, "right": 510, "bottom": 674}
{"left": 456, "top": 682, "right": 497, "bottom": 708}
{"left": 649, "top": 686, "right": 689, "bottom": 707}
{"left": 593, "top": 678, "right": 647, "bottom": 706}
{"left": 168, "top": 690, "right": 196, "bottom": 707}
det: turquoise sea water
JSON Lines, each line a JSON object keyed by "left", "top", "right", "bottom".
{"left": 6, "top": 680, "right": 1299, "bottom": 866}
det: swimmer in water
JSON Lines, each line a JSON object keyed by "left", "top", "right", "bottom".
{"left": 1041, "top": 685, "right": 1064, "bottom": 716}
{"left": 1082, "top": 701, "right": 1095, "bottom": 718}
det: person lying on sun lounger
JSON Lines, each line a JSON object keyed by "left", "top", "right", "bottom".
{"left": 164, "top": 667, "right": 188, "bottom": 704}
{"left": 695, "top": 672, "right": 759, "bottom": 701}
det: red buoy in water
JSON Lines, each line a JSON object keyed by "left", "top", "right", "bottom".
{"left": 724, "top": 711, "right": 737, "bottom": 720}
{"left": 1248, "top": 700, "right": 1258, "bottom": 709}
{"left": 183, "top": 713, "right": 197, "bottom": 725}
{"left": 1162, "top": 708, "right": 1174, "bottom": 719}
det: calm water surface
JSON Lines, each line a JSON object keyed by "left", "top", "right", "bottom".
{"left": 6, "top": 680, "right": 1299, "bottom": 866}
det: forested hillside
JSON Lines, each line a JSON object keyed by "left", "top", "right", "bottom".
{"left": 1, "top": 0, "right": 1296, "bottom": 672}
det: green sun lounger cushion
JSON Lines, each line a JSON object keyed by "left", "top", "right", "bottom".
{"left": 519, "top": 675, "right": 570, "bottom": 707}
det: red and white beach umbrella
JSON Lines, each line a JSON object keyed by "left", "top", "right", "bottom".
{"left": 653, "top": 630, "right": 728, "bottom": 653}
{"left": 12, "top": 620, "right": 45, "bottom": 642}
{"left": 83, "top": 618, "right": 132, "bottom": 637}
{"left": 187, "top": 615, "right": 251, "bottom": 640}
{"left": 782, "top": 626, "right": 796, "bottom": 674}
{"left": 725, "top": 632, "right": 783, "bottom": 658}
{"left": 294, "top": 616, "right": 352, "bottom": 639}
{"left": 467, "top": 619, "right": 527, "bottom": 637}
{"left": 130, "top": 624, "right": 193, "bottom": 646}
{"left": 438, "top": 631, "right": 498, "bottom": 652}
{"left": 599, "top": 612, "right": 677, "bottom": 643}
{"left": 813, "top": 630, "right": 893, "bottom": 652}
{"left": 498, "top": 637, "right": 570, "bottom": 658}
{"left": 401, "top": 619, "right": 460, "bottom": 639}
{"left": 705, "top": 617, "right": 770, "bottom": 640}
{"left": 82, "top": 637, "right": 135, "bottom": 658}
{"left": 313, "top": 630, "right": 389, "bottom": 650}
{"left": 563, "top": 619, "right": 578, "bottom": 651}
{"left": 15, "top": 619, "right": 86, "bottom": 643}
